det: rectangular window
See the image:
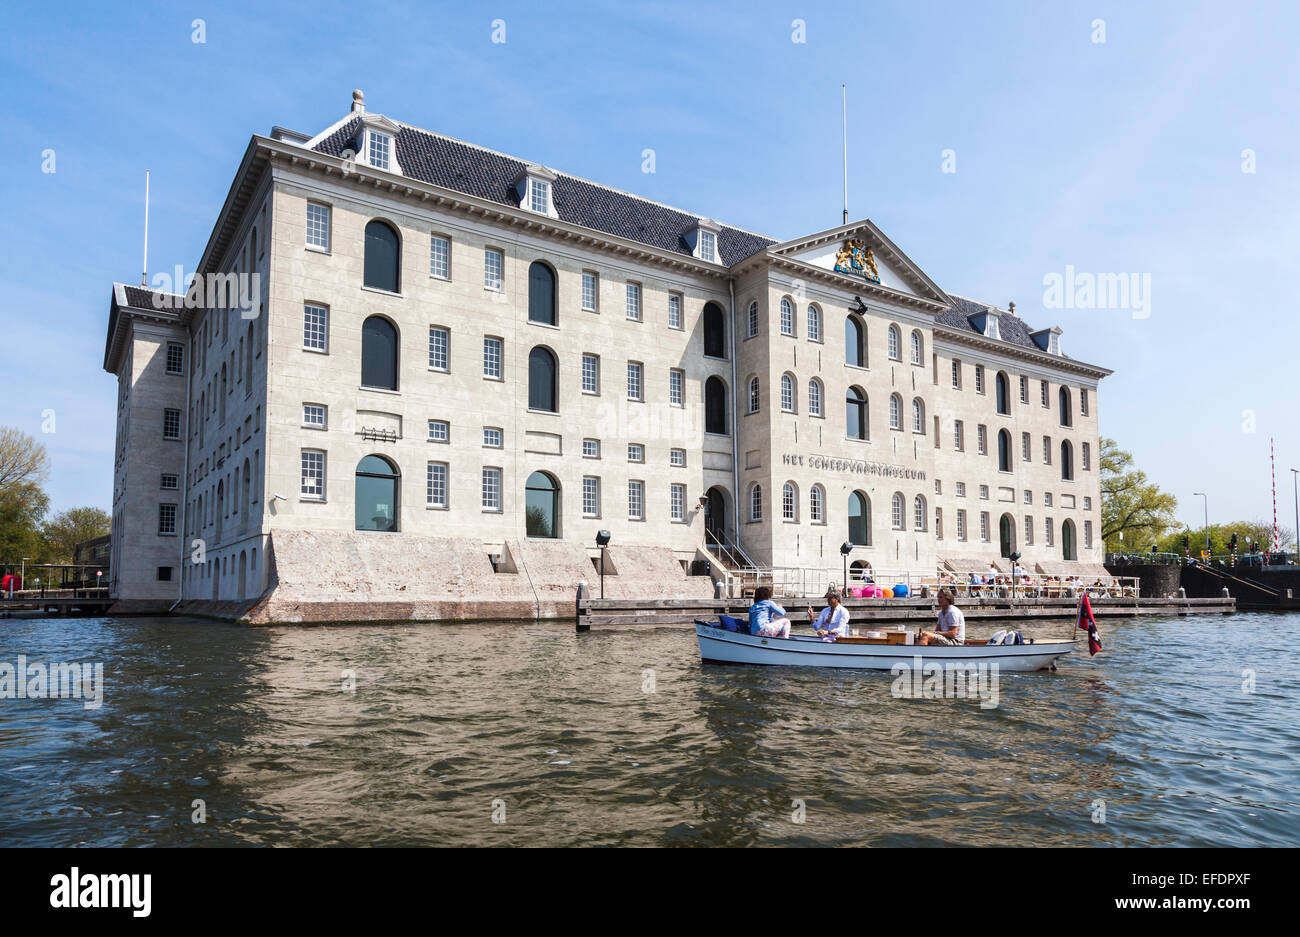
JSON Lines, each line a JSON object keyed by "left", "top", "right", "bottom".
{"left": 935, "top": 480, "right": 942, "bottom": 495}
{"left": 951, "top": 359, "right": 962, "bottom": 389}
{"left": 428, "top": 326, "right": 449, "bottom": 371}
{"left": 160, "top": 473, "right": 179, "bottom": 490}
{"left": 482, "top": 468, "right": 502, "bottom": 511}
{"left": 483, "top": 427, "right": 502, "bottom": 448}
{"left": 163, "top": 408, "right": 181, "bottom": 440}
{"left": 1022, "top": 432, "right": 1031, "bottom": 462}
{"left": 625, "top": 282, "right": 641, "bottom": 321}
{"left": 979, "top": 484, "right": 989, "bottom": 500}
{"left": 628, "top": 480, "right": 645, "bottom": 520}
{"left": 1045, "top": 492, "right": 1053, "bottom": 507}
{"left": 956, "top": 509, "right": 967, "bottom": 542}
{"left": 1043, "top": 436, "right": 1052, "bottom": 464}
{"left": 304, "top": 303, "right": 328, "bottom": 351}
{"left": 936, "top": 507, "right": 943, "bottom": 539}
{"left": 368, "top": 131, "right": 391, "bottom": 170}
{"left": 953, "top": 420, "right": 964, "bottom": 451}
{"left": 1024, "top": 489, "right": 1032, "bottom": 504}
{"left": 975, "top": 364, "right": 985, "bottom": 394}
{"left": 670, "top": 448, "right": 686, "bottom": 467}
{"left": 747, "top": 303, "right": 758, "bottom": 338}
{"left": 582, "top": 438, "right": 600, "bottom": 459}
{"left": 582, "top": 477, "right": 600, "bottom": 517}
{"left": 669, "top": 369, "right": 684, "bottom": 406}
{"left": 1040, "top": 380, "right": 1049, "bottom": 407}
{"left": 157, "top": 566, "right": 173, "bottom": 582}
{"left": 1024, "top": 515, "right": 1034, "bottom": 545}
{"left": 1084, "top": 520, "right": 1093, "bottom": 548}
{"left": 698, "top": 230, "right": 716, "bottom": 263}
{"left": 956, "top": 482, "right": 966, "bottom": 497}
{"left": 166, "top": 342, "right": 184, "bottom": 375}
{"left": 977, "top": 425, "right": 987, "bottom": 456}
{"left": 582, "top": 271, "right": 598, "bottom": 311}
{"left": 1046, "top": 518, "right": 1054, "bottom": 547}
{"left": 303, "top": 404, "right": 327, "bottom": 429}
{"left": 1019, "top": 375, "right": 1028, "bottom": 404}
{"left": 627, "top": 361, "right": 643, "bottom": 400}
{"left": 528, "top": 178, "right": 549, "bottom": 214}
{"left": 980, "top": 512, "right": 990, "bottom": 542}
{"left": 306, "top": 202, "right": 331, "bottom": 250}
{"left": 582, "top": 354, "right": 600, "bottom": 394}
{"left": 1081, "top": 388, "right": 1090, "bottom": 416}
{"left": 1084, "top": 496, "right": 1093, "bottom": 510}
{"left": 484, "top": 248, "right": 503, "bottom": 291}
{"left": 158, "top": 503, "right": 177, "bottom": 535}
{"left": 1082, "top": 442, "right": 1091, "bottom": 471}
{"left": 668, "top": 292, "right": 683, "bottom": 329}
{"left": 430, "top": 234, "right": 450, "bottom": 279}
{"left": 671, "top": 483, "right": 686, "bottom": 521}
{"left": 627, "top": 443, "right": 644, "bottom": 463}
{"left": 427, "top": 462, "right": 448, "bottom": 508}
{"left": 428, "top": 420, "right": 449, "bottom": 443}
{"left": 301, "top": 449, "right": 325, "bottom": 500}
{"left": 483, "top": 337, "right": 502, "bottom": 379}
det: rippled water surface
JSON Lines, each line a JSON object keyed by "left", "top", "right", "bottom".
{"left": 1, "top": 612, "right": 1296, "bottom": 846}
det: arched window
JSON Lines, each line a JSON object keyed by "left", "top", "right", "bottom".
{"left": 219, "top": 363, "right": 227, "bottom": 423}
{"left": 1059, "top": 387, "right": 1073, "bottom": 426}
{"left": 848, "top": 491, "right": 871, "bottom": 544}
{"left": 846, "top": 386, "right": 868, "bottom": 439}
{"left": 888, "top": 324, "right": 901, "bottom": 360}
{"left": 845, "top": 315, "right": 866, "bottom": 367}
{"left": 912, "top": 398, "right": 925, "bottom": 433}
{"left": 810, "top": 485, "right": 825, "bottom": 523}
{"left": 241, "top": 457, "right": 250, "bottom": 517}
{"left": 996, "top": 372, "right": 1010, "bottom": 415}
{"left": 999, "top": 513, "right": 1015, "bottom": 558}
{"left": 363, "top": 219, "right": 401, "bottom": 292}
{"left": 528, "top": 261, "right": 556, "bottom": 325}
{"left": 998, "top": 429, "right": 1012, "bottom": 472}
{"left": 525, "top": 471, "right": 559, "bottom": 538}
{"left": 910, "top": 330, "right": 923, "bottom": 365}
{"left": 779, "top": 297, "right": 795, "bottom": 336}
{"left": 914, "top": 494, "right": 927, "bottom": 530}
{"left": 705, "top": 376, "right": 728, "bottom": 435}
{"left": 808, "top": 378, "right": 823, "bottom": 417}
{"left": 782, "top": 482, "right": 797, "bottom": 521}
{"left": 528, "top": 346, "right": 557, "bottom": 412}
{"left": 245, "top": 323, "right": 254, "bottom": 387}
{"left": 355, "top": 455, "right": 399, "bottom": 531}
{"left": 746, "top": 301, "right": 759, "bottom": 338}
{"left": 704, "top": 302, "right": 727, "bottom": 358}
{"left": 780, "top": 373, "right": 795, "bottom": 412}
{"left": 749, "top": 483, "right": 763, "bottom": 522}
{"left": 891, "top": 492, "right": 905, "bottom": 529}
{"left": 889, "top": 393, "right": 903, "bottom": 430}
{"left": 807, "top": 304, "right": 822, "bottom": 342}
{"left": 1061, "top": 440, "right": 1074, "bottom": 480}
{"left": 361, "top": 315, "right": 399, "bottom": 390}
{"left": 748, "top": 376, "right": 761, "bottom": 413}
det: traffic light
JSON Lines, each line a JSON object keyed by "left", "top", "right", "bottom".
{"left": 1183, "top": 533, "right": 1190, "bottom": 550}
{"left": 1230, "top": 533, "right": 1238, "bottom": 552}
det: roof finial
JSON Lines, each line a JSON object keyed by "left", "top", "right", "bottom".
{"left": 1008, "top": 300, "right": 1016, "bottom": 315}
{"left": 351, "top": 89, "right": 366, "bottom": 114}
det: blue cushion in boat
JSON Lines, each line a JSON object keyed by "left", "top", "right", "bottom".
{"left": 718, "top": 614, "right": 743, "bottom": 632}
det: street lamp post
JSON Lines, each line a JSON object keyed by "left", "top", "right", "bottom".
{"left": 1292, "top": 469, "right": 1299, "bottom": 565}
{"left": 595, "top": 530, "right": 611, "bottom": 599}
{"left": 1193, "top": 492, "right": 1208, "bottom": 553}
{"left": 839, "top": 541, "right": 853, "bottom": 590}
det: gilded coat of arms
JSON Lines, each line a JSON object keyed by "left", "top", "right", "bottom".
{"left": 833, "top": 239, "right": 880, "bottom": 283}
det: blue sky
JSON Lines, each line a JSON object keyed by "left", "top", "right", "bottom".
{"left": 1, "top": 0, "right": 1297, "bottom": 533}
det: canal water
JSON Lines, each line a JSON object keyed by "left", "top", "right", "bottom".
{"left": 1, "top": 611, "right": 1296, "bottom": 847}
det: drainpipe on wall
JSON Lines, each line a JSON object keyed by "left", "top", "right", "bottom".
{"left": 170, "top": 327, "right": 193, "bottom": 613}
{"left": 728, "top": 278, "right": 740, "bottom": 551}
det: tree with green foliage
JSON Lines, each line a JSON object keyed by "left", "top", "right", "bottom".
{"left": 41, "top": 506, "right": 111, "bottom": 564}
{"left": 1100, "top": 437, "right": 1179, "bottom": 552}
{"left": 0, "top": 427, "right": 51, "bottom": 564}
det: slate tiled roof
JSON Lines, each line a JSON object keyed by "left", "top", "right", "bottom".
{"left": 122, "top": 284, "right": 183, "bottom": 310}
{"left": 943, "top": 294, "right": 1049, "bottom": 353}
{"left": 312, "top": 117, "right": 776, "bottom": 266}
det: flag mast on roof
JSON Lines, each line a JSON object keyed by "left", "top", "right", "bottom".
{"left": 141, "top": 169, "right": 150, "bottom": 287}
{"left": 841, "top": 84, "right": 849, "bottom": 225}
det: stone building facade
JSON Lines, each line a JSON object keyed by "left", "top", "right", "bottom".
{"left": 102, "top": 91, "right": 1110, "bottom": 621}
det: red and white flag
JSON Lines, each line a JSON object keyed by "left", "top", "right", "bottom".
{"left": 1077, "top": 593, "right": 1102, "bottom": 656}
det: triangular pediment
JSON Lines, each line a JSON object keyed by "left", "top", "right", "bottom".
{"left": 768, "top": 220, "right": 950, "bottom": 305}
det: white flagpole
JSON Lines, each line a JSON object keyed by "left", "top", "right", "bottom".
{"left": 141, "top": 169, "right": 150, "bottom": 287}
{"left": 841, "top": 84, "right": 848, "bottom": 225}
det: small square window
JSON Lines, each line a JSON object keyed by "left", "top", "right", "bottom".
{"left": 160, "top": 473, "right": 179, "bottom": 490}
{"left": 628, "top": 444, "right": 644, "bottom": 463}
{"left": 670, "top": 448, "right": 686, "bottom": 467}
{"left": 428, "top": 420, "right": 449, "bottom": 443}
{"left": 583, "top": 439, "right": 600, "bottom": 459}
{"left": 303, "top": 404, "right": 327, "bottom": 429}
{"left": 483, "top": 427, "right": 503, "bottom": 448}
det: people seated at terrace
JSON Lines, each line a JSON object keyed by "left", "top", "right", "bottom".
{"left": 807, "top": 589, "right": 851, "bottom": 638}
{"left": 748, "top": 586, "right": 791, "bottom": 638}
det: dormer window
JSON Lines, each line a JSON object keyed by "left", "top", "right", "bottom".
{"left": 1030, "top": 326, "right": 1063, "bottom": 356}
{"left": 686, "top": 218, "right": 722, "bottom": 263}
{"left": 515, "top": 164, "right": 559, "bottom": 218}
{"left": 986, "top": 314, "right": 1000, "bottom": 341}
{"left": 368, "top": 131, "right": 391, "bottom": 170}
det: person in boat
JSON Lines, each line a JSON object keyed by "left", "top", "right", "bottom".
{"left": 918, "top": 588, "right": 966, "bottom": 646}
{"left": 748, "top": 586, "right": 791, "bottom": 638}
{"left": 807, "top": 589, "right": 851, "bottom": 638}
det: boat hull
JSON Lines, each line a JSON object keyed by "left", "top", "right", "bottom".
{"left": 694, "top": 622, "right": 1074, "bottom": 672}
